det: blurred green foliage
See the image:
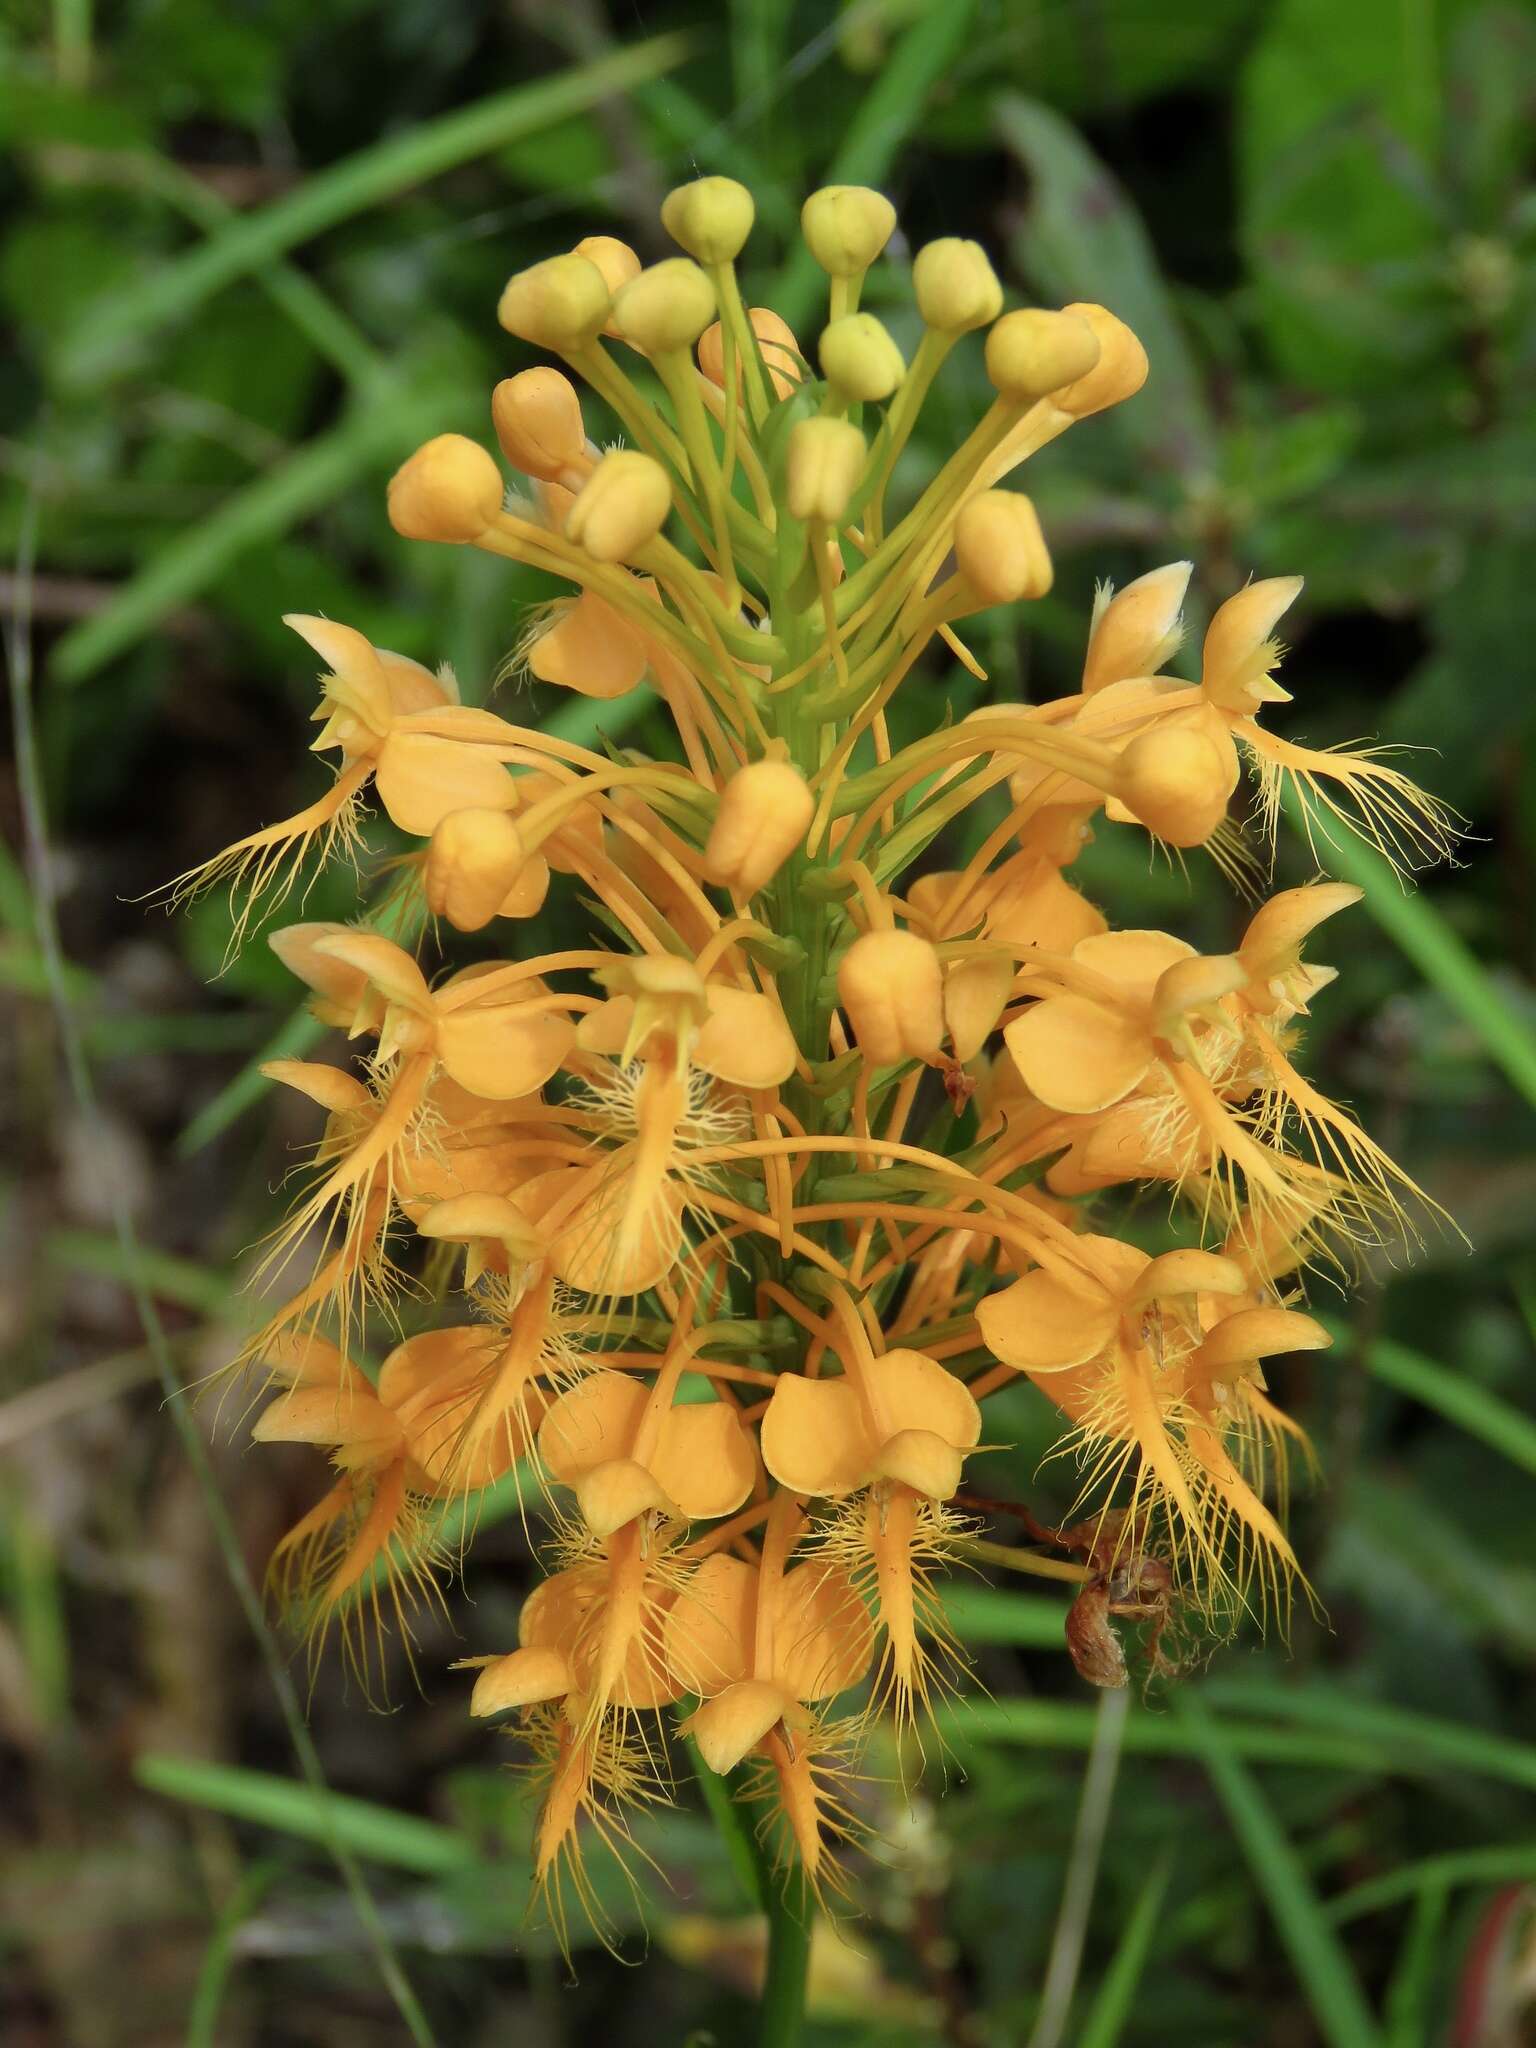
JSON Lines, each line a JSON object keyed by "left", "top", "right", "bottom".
{"left": 3, "top": 2, "right": 1536, "bottom": 2045}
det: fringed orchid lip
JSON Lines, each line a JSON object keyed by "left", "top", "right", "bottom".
{"left": 168, "top": 165, "right": 1457, "bottom": 1964}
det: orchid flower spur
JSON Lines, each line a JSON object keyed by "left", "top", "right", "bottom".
{"left": 175, "top": 173, "right": 1455, "bottom": 1981}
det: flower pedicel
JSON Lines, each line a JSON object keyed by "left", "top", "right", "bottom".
{"left": 173, "top": 176, "right": 1456, "bottom": 1948}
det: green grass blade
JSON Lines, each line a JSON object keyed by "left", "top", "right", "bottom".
{"left": 136, "top": 1754, "right": 475, "bottom": 1878}
{"left": 1284, "top": 785, "right": 1536, "bottom": 1112}
{"left": 1199, "top": 1681, "right": 1536, "bottom": 1795}
{"left": 1177, "top": 1695, "right": 1384, "bottom": 2048}
{"left": 58, "top": 38, "right": 690, "bottom": 385}
{"left": 1333, "top": 1847, "right": 1536, "bottom": 1922}
{"left": 46, "top": 1226, "right": 233, "bottom": 1315}
{"left": 176, "top": 1006, "right": 325, "bottom": 1156}
{"left": 185, "top": 1858, "right": 285, "bottom": 2048}
{"left": 51, "top": 385, "right": 470, "bottom": 685}
{"left": 773, "top": 1, "right": 979, "bottom": 330}
{"left": 940, "top": 1697, "right": 1382, "bottom": 1771}
{"left": 941, "top": 1582, "right": 1071, "bottom": 1647}
{"left": 1384, "top": 1880, "right": 1448, "bottom": 2048}
{"left": 1352, "top": 1328, "right": 1536, "bottom": 1479}
{"left": 1077, "top": 1854, "right": 1174, "bottom": 2048}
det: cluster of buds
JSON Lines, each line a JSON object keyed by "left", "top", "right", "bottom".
{"left": 174, "top": 176, "right": 1454, "bottom": 1942}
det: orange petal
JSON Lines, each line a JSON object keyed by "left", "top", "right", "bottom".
{"left": 1004, "top": 995, "right": 1150, "bottom": 1113}
{"left": 374, "top": 731, "right": 518, "bottom": 837}
{"left": 538, "top": 1370, "right": 647, "bottom": 1483}
{"left": 470, "top": 1645, "right": 571, "bottom": 1714}
{"left": 759, "top": 1375, "right": 874, "bottom": 1496}
{"left": 1072, "top": 927, "right": 1193, "bottom": 1003}
{"left": 649, "top": 1401, "right": 756, "bottom": 1522}
{"left": 694, "top": 987, "right": 798, "bottom": 1087}
{"left": 686, "top": 1678, "right": 793, "bottom": 1774}
{"left": 873, "top": 1428, "right": 965, "bottom": 1500}
{"left": 770, "top": 1565, "right": 874, "bottom": 1700}
{"left": 575, "top": 1456, "right": 672, "bottom": 1536}
{"left": 434, "top": 1007, "right": 574, "bottom": 1099}
{"left": 312, "top": 931, "right": 433, "bottom": 1012}
{"left": 663, "top": 1553, "right": 756, "bottom": 1697}
{"left": 976, "top": 1266, "right": 1120, "bottom": 1371}
{"left": 526, "top": 593, "right": 649, "bottom": 699}
{"left": 869, "top": 1348, "right": 981, "bottom": 1451}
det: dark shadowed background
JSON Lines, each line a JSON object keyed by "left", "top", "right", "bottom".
{"left": 4, "top": 2, "right": 1536, "bottom": 2043}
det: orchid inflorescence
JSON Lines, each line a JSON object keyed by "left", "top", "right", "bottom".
{"left": 177, "top": 177, "right": 1455, "bottom": 1946}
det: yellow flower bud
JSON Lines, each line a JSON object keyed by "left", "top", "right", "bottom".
{"left": 705, "top": 759, "right": 815, "bottom": 894}
{"left": 1052, "top": 303, "right": 1149, "bottom": 417}
{"left": 1083, "top": 561, "right": 1191, "bottom": 694}
{"left": 572, "top": 234, "right": 641, "bottom": 297}
{"left": 1116, "top": 725, "right": 1232, "bottom": 846}
{"left": 801, "top": 184, "right": 896, "bottom": 277}
{"left": 490, "top": 367, "right": 586, "bottom": 482}
{"left": 984, "top": 308, "right": 1102, "bottom": 402}
{"left": 953, "top": 490, "right": 1053, "bottom": 602}
{"left": 819, "top": 313, "right": 905, "bottom": 402}
{"left": 838, "top": 929, "right": 945, "bottom": 1066}
{"left": 387, "top": 434, "right": 504, "bottom": 544}
{"left": 698, "top": 307, "right": 803, "bottom": 399}
{"left": 913, "top": 237, "right": 1003, "bottom": 334}
{"left": 497, "top": 253, "right": 611, "bottom": 351}
{"left": 610, "top": 258, "right": 717, "bottom": 354}
{"left": 425, "top": 809, "right": 536, "bottom": 932}
{"left": 564, "top": 449, "right": 673, "bottom": 562}
{"left": 786, "top": 417, "right": 866, "bottom": 524}
{"left": 660, "top": 177, "right": 755, "bottom": 264}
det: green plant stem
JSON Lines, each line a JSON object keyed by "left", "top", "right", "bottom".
{"left": 758, "top": 1868, "right": 812, "bottom": 2048}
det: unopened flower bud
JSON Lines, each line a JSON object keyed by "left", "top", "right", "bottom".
{"left": 611, "top": 258, "right": 717, "bottom": 354}
{"left": 572, "top": 234, "right": 641, "bottom": 297}
{"left": 705, "top": 759, "right": 814, "bottom": 894}
{"left": 819, "top": 313, "right": 905, "bottom": 402}
{"left": 698, "top": 307, "right": 803, "bottom": 399}
{"left": 786, "top": 417, "right": 866, "bottom": 524}
{"left": 838, "top": 929, "right": 945, "bottom": 1066}
{"left": 1202, "top": 577, "right": 1303, "bottom": 712}
{"left": 564, "top": 449, "right": 672, "bottom": 562}
{"left": 661, "top": 177, "right": 755, "bottom": 264}
{"left": 1083, "top": 561, "right": 1191, "bottom": 694}
{"left": 913, "top": 237, "right": 1003, "bottom": 334}
{"left": 802, "top": 185, "right": 896, "bottom": 277}
{"left": 497, "top": 253, "right": 611, "bottom": 351}
{"left": 1117, "top": 725, "right": 1232, "bottom": 846}
{"left": 425, "top": 809, "right": 532, "bottom": 932}
{"left": 1052, "top": 303, "right": 1149, "bottom": 417}
{"left": 388, "top": 434, "right": 504, "bottom": 544}
{"left": 491, "top": 367, "right": 586, "bottom": 482}
{"left": 984, "top": 308, "right": 1102, "bottom": 402}
{"left": 954, "top": 490, "right": 1053, "bottom": 602}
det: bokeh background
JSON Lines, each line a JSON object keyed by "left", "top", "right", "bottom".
{"left": 4, "top": 3, "right": 1536, "bottom": 2044}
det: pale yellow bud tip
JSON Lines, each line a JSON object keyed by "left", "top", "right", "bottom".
{"left": 497, "top": 253, "right": 611, "bottom": 351}
{"left": 491, "top": 367, "right": 586, "bottom": 482}
{"left": 984, "top": 308, "right": 1102, "bottom": 403}
{"left": 1053, "top": 303, "right": 1150, "bottom": 417}
{"left": 802, "top": 184, "right": 897, "bottom": 277}
{"left": 572, "top": 234, "right": 641, "bottom": 297}
{"left": 838, "top": 928, "right": 945, "bottom": 1067}
{"left": 913, "top": 237, "right": 1004, "bottom": 334}
{"left": 705, "top": 759, "right": 815, "bottom": 895}
{"left": 660, "top": 176, "right": 755, "bottom": 264}
{"left": 954, "top": 490, "right": 1053, "bottom": 603}
{"left": 388, "top": 435, "right": 504, "bottom": 544}
{"left": 819, "top": 312, "right": 905, "bottom": 402}
{"left": 698, "top": 307, "right": 804, "bottom": 400}
{"left": 786, "top": 417, "right": 866, "bottom": 525}
{"left": 565, "top": 448, "right": 672, "bottom": 563}
{"left": 611, "top": 258, "right": 717, "bottom": 354}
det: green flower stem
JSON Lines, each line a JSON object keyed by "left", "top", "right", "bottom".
{"left": 683, "top": 1724, "right": 812, "bottom": 2047}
